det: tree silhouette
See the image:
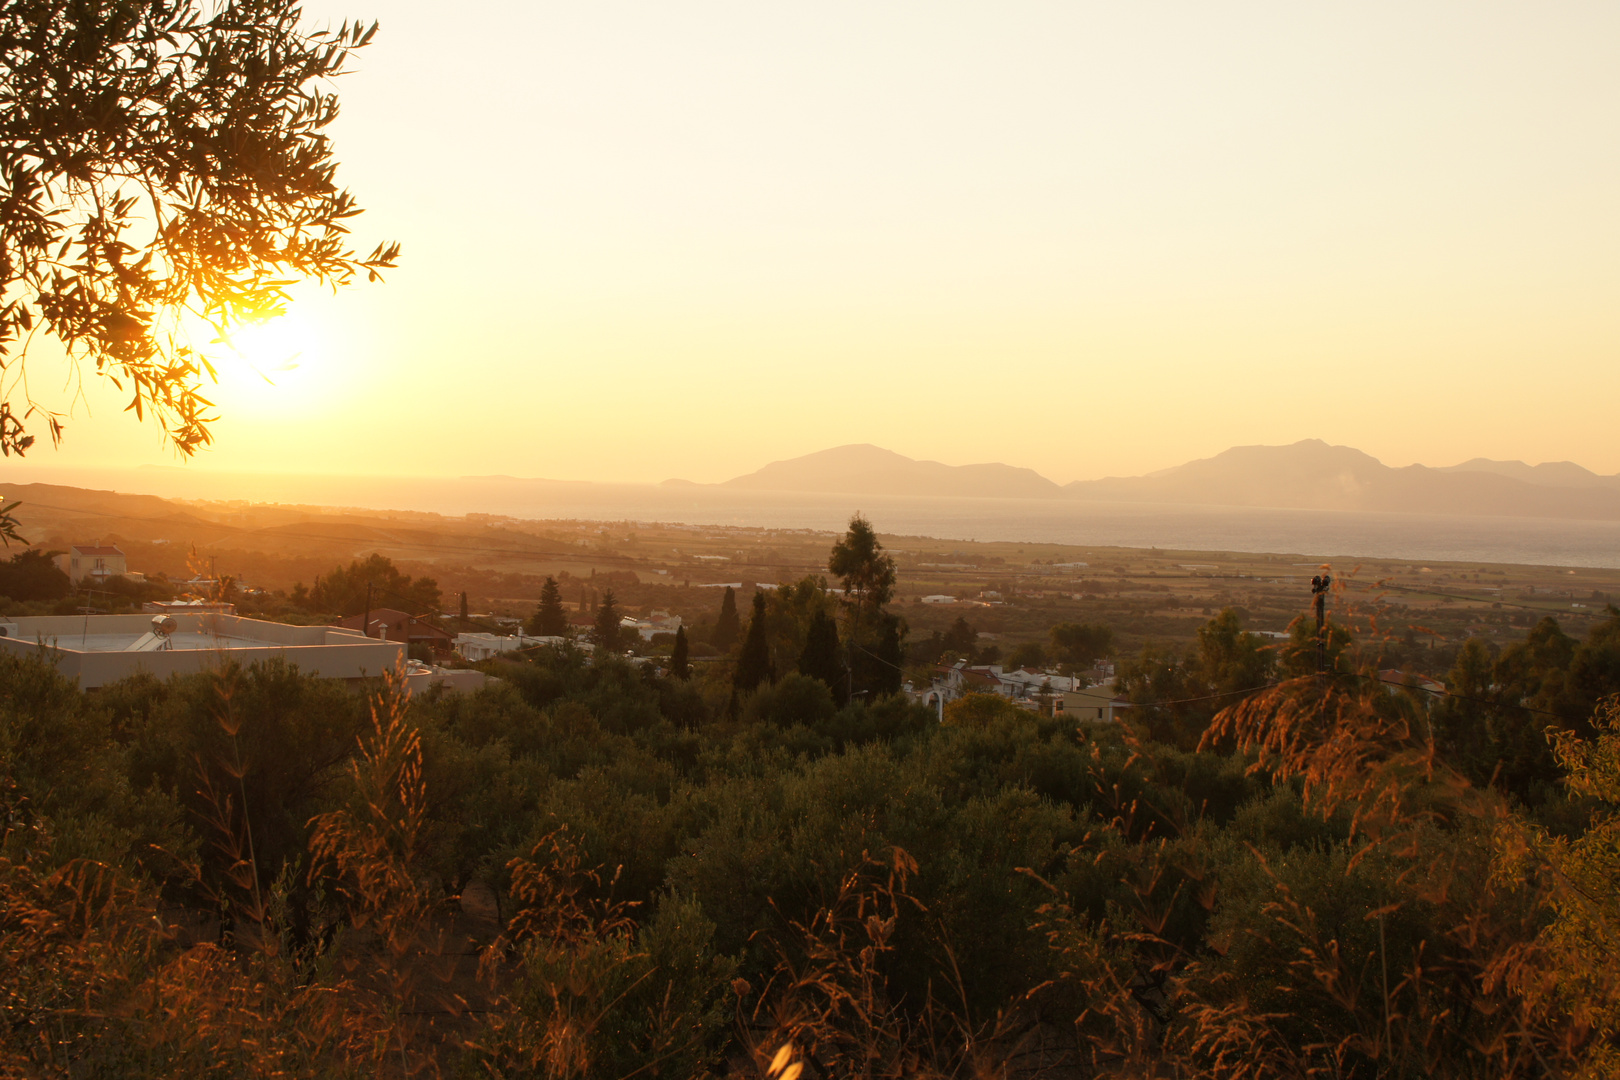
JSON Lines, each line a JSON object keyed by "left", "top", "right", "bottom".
{"left": 0, "top": 0, "right": 399, "bottom": 458}
{"left": 829, "top": 514, "right": 896, "bottom": 628}
{"left": 671, "top": 626, "right": 691, "bottom": 680}
{"left": 712, "top": 586, "right": 741, "bottom": 652}
{"left": 529, "top": 577, "right": 568, "bottom": 636}
{"left": 593, "top": 590, "right": 622, "bottom": 652}
{"left": 734, "top": 591, "right": 774, "bottom": 695}
{"left": 798, "top": 607, "right": 847, "bottom": 705}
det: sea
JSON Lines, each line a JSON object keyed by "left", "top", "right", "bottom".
{"left": 11, "top": 466, "right": 1620, "bottom": 570}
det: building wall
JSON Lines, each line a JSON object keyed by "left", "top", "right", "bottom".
{"left": 55, "top": 551, "right": 128, "bottom": 583}
{"left": 0, "top": 614, "right": 403, "bottom": 688}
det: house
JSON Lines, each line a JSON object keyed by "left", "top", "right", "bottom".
{"left": 1061, "top": 684, "right": 1130, "bottom": 723}
{"left": 622, "top": 611, "right": 682, "bottom": 641}
{"left": 920, "top": 595, "right": 956, "bottom": 605}
{"left": 403, "top": 659, "right": 498, "bottom": 696}
{"left": 0, "top": 613, "right": 400, "bottom": 689}
{"left": 454, "top": 631, "right": 567, "bottom": 662}
{"left": 1377, "top": 669, "right": 1446, "bottom": 696}
{"left": 55, "top": 544, "right": 128, "bottom": 584}
{"left": 143, "top": 599, "right": 236, "bottom": 616}
{"left": 995, "top": 667, "right": 1084, "bottom": 699}
{"left": 332, "top": 607, "right": 454, "bottom": 657}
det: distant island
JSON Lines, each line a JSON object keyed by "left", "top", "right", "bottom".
{"left": 666, "top": 440, "right": 1620, "bottom": 520}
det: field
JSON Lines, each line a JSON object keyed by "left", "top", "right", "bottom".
{"left": 11, "top": 480, "right": 1618, "bottom": 674}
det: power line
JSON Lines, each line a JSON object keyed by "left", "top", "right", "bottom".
{"left": 1333, "top": 670, "right": 1570, "bottom": 719}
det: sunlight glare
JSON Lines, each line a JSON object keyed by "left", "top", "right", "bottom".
{"left": 204, "top": 311, "right": 334, "bottom": 417}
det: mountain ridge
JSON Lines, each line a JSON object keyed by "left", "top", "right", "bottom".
{"left": 709, "top": 441, "right": 1620, "bottom": 520}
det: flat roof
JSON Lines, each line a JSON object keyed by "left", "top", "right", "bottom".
{"left": 0, "top": 613, "right": 403, "bottom": 688}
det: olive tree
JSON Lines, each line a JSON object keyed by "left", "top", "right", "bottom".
{"left": 0, "top": 0, "right": 398, "bottom": 459}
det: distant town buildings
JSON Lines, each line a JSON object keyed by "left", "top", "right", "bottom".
{"left": 454, "top": 631, "right": 568, "bottom": 662}
{"left": 923, "top": 658, "right": 1119, "bottom": 715}
{"left": 332, "top": 607, "right": 455, "bottom": 657}
{"left": 622, "top": 611, "right": 682, "bottom": 640}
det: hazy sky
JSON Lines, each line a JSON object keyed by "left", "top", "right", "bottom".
{"left": 10, "top": 1, "right": 1620, "bottom": 485}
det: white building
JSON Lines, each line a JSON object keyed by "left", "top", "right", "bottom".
{"left": 926, "top": 659, "right": 1089, "bottom": 706}
{"left": 144, "top": 599, "right": 236, "bottom": 616}
{"left": 0, "top": 613, "right": 401, "bottom": 689}
{"left": 1061, "top": 684, "right": 1129, "bottom": 723}
{"left": 55, "top": 544, "right": 128, "bottom": 584}
{"left": 620, "top": 611, "right": 683, "bottom": 641}
{"left": 454, "top": 631, "right": 567, "bottom": 662}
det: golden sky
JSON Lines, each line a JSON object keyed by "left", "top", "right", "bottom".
{"left": 10, "top": 1, "right": 1620, "bottom": 485}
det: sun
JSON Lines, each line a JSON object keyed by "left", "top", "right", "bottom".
{"left": 200, "top": 310, "right": 334, "bottom": 417}
{"left": 216, "top": 315, "right": 312, "bottom": 382}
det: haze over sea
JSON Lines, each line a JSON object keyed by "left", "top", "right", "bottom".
{"left": 15, "top": 466, "right": 1620, "bottom": 570}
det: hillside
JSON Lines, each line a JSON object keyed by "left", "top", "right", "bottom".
{"left": 709, "top": 441, "right": 1620, "bottom": 519}
{"left": 1060, "top": 441, "right": 1620, "bottom": 519}
{"left": 719, "top": 444, "right": 1064, "bottom": 499}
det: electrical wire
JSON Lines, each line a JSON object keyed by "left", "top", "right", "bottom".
{"left": 1333, "top": 669, "right": 1570, "bottom": 719}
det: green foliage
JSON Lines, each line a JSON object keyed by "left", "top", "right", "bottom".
{"left": 745, "top": 672, "right": 837, "bottom": 729}
{"left": 1006, "top": 640, "right": 1047, "bottom": 669}
{"left": 0, "top": 0, "right": 398, "bottom": 457}
{"left": 735, "top": 590, "right": 774, "bottom": 694}
{"left": 593, "top": 588, "right": 622, "bottom": 652}
{"left": 0, "top": 547, "right": 69, "bottom": 601}
{"left": 1050, "top": 620, "right": 1115, "bottom": 667}
{"left": 1195, "top": 607, "right": 1273, "bottom": 694}
{"left": 712, "top": 586, "right": 740, "bottom": 651}
{"left": 671, "top": 624, "right": 690, "bottom": 679}
{"left": 942, "top": 615, "right": 978, "bottom": 658}
{"left": 828, "top": 513, "right": 896, "bottom": 625}
{"left": 848, "top": 613, "right": 904, "bottom": 700}
{"left": 797, "top": 606, "right": 845, "bottom": 703}
{"left": 943, "top": 692, "right": 1025, "bottom": 728}
{"left": 10, "top": 598, "right": 1620, "bottom": 1077}
{"left": 310, "top": 553, "right": 439, "bottom": 617}
{"left": 528, "top": 575, "right": 569, "bottom": 636}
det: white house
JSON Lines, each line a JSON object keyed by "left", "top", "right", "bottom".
{"left": 55, "top": 544, "right": 128, "bottom": 584}
{"left": 620, "top": 611, "right": 683, "bottom": 641}
{"left": 454, "top": 631, "right": 567, "bottom": 662}
{"left": 0, "top": 613, "right": 400, "bottom": 689}
{"left": 1061, "top": 684, "right": 1130, "bottom": 723}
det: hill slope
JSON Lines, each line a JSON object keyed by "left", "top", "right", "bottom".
{"left": 1064, "top": 440, "right": 1620, "bottom": 519}
{"left": 721, "top": 444, "right": 1064, "bottom": 499}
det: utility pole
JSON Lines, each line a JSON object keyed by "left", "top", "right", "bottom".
{"left": 363, "top": 581, "right": 373, "bottom": 640}
{"left": 1311, "top": 572, "right": 1332, "bottom": 684}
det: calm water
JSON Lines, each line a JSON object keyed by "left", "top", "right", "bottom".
{"left": 15, "top": 467, "right": 1620, "bottom": 569}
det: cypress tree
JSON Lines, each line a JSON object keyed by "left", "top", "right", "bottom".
{"left": 459, "top": 590, "right": 469, "bottom": 624}
{"left": 734, "top": 590, "right": 773, "bottom": 694}
{"left": 594, "top": 589, "right": 621, "bottom": 652}
{"left": 874, "top": 615, "right": 905, "bottom": 697}
{"left": 798, "top": 607, "right": 847, "bottom": 705}
{"left": 671, "top": 625, "right": 690, "bottom": 679}
{"left": 530, "top": 576, "right": 568, "bottom": 636}
{"left": 713, "top": 586, "right": 741, "bottom": 651}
